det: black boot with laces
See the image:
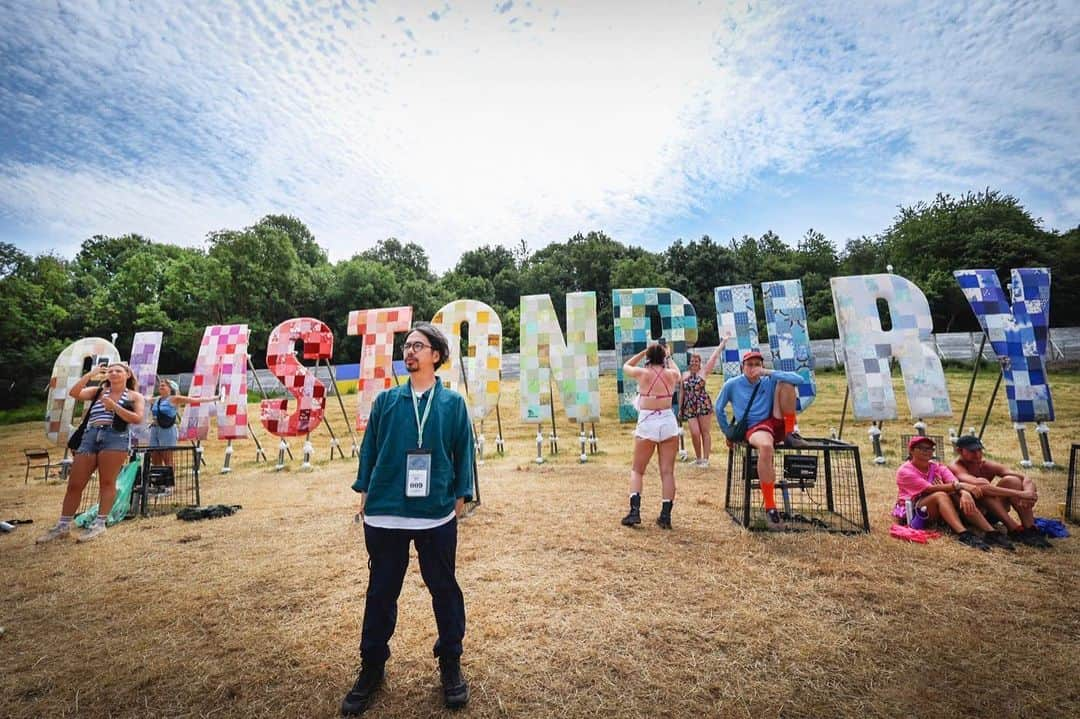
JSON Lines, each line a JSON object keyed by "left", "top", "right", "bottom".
{"left": 621, "top": 493, "right": 642, "bottom": 526}
{"left": 439, "top": 655, "right": 469, "bottom": 709}
{"left": 341, "top": 661, "right": 384, "bottom": 715}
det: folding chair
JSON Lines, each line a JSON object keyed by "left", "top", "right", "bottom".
{"left": 24, "top": 448, "right": 52, "bottom": 483}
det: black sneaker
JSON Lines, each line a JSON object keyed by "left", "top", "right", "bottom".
{"left": 341, "top": 661, "right": 384, "bottom": 716}
{"left": 765, "top": 508, "right": 784, "bottom": 531}
{"left": 439, "top": 656, "right": 469, "bottom": 709}
{"left": 782, "top": 432, "right": 810, "bottom": 448}
{"left": 982, "top": 532, "right": 1016, "bottom": 551}
{"left": 621, "top": 508, "right": 641, "bottom": 527}
{"left": 1015, "top": 527, "right": 1053, "bottom": 549}
{"left": 955, "top": 531, "right": 990, "bottom": 551}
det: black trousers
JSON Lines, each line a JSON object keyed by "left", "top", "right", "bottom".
{"left": 360, "top": 518, "right": 465, "bottom": 663}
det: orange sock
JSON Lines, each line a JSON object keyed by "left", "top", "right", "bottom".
{"left": 761, "top": 482, "right": 776, "bottom": 510}
{"left": 783, "top": 413, "right": 796, "bottom": 435}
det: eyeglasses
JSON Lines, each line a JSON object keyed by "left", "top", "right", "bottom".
{"left": 403, "top": 341, "right": 431, "bottom": 353}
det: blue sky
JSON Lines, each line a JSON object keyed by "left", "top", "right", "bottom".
{"left": 1, "top": 0, "right": 1077, "bottom": 270}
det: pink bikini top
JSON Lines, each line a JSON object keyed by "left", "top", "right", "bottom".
{"left": 640, "top": 368, "right": 673, "bottom": 399}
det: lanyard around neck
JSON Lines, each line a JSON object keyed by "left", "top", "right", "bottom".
{"left": 410, "top": 380, "right": 436, "bottom": 449}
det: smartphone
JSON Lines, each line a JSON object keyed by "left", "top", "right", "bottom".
{"left": 658, "top": 337, "right": 667, "bottom": 347}
{"left": 96, "top": 357, "right": 110, "bottom": 367}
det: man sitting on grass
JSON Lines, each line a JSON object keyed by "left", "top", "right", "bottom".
{"left": 948, "top": 435, "right": 1051, "bottom": 548}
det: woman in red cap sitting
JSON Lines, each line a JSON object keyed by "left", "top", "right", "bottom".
{"left": 894, "top": 436, "right": 1012, "bottom": 550}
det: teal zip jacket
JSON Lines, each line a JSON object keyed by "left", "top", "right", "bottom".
{"left": 353, "top": 381, "right": 475, "bottom": 519}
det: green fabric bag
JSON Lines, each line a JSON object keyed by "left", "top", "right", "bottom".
{"left": 75, "top": 455, "right": 142, "bottom": 528}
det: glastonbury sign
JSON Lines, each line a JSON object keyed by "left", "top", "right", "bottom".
{"left": 46, "top": 268, "right": 1054, "bottom": 450}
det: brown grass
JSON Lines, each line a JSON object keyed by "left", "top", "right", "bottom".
{"left": 2, "top": 370, "right": 1078, "bottom": 718}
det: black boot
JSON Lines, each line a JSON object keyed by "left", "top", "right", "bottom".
{"left": 656, "top": 500, "right": 673, "bottom": 529}
{"left": 341, "top": 661, "right": 384, "bottom": 716}
{"left": 439, "top": 655, "right": 469, "bottom": 709}
{"left": 621, "top": 493, "right": 642, "bottom": 526}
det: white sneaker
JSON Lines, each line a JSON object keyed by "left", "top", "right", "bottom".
{"left": 76, "top": 523, "right": 107, "bottom": 543}
{"left": 698, "top": 458, "right": 710, "bottom": 468}
{"left": 36, "top": 523, "right": 71, "bottom": 544}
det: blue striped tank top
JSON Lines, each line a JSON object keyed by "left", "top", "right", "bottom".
{"left": 87, "top": 388, "right": 129, "bottom": 427}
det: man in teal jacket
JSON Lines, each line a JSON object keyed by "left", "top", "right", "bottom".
{"left": 342, "top": 322, "right": 475, "bottom": 715}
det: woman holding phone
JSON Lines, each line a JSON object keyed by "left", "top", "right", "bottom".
{"left": 37, "top": 362, "right": 145, "bottom": 544}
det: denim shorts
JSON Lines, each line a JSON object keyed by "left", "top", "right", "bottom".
{"left": 149, "top": 425, "right": 178, "bottom": 448}
{"left": 77, "top": 425, "right": 131, "bottom": 454}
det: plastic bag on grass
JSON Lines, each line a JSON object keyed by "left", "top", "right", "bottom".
{"left": 74, "top": 456, "right": 142, "bottom": 528}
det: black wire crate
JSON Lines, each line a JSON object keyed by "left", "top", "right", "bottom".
{"left": 132, "top": 445, "right": 201, "bottom": 516}
{"left": 725, "top": 438, "right": 870, "bottom": 534}
{"left": 1067, "top": 444, "right": 1079, "bottom": 524}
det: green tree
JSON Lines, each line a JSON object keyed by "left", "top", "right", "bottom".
{"left": 359, "top": 238, "right": 434, "bottom": 281}
{"left": 519, "top": 231, "right": 646, "bottom": 349}
{"left": 880, "top": 190, "right": 1053, "bottom": 330}
{"left": 0, "top": 247, "right": 77, "bottom": 407}
{"left": 206, "top": 224, "right": 317, "bottom": 361}
{"left": 254, "top": 214, "right": 328, "bottom": 267}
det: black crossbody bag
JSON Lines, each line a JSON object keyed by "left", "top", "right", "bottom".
{"left": 67, "top": 386, "right": 104, "bottom": 450}
{"left": 723, "top": 380, "right": 763, "bottom": 442}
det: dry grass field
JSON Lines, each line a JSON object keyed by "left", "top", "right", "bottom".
{"left": 2, "top": 370, "right": 1078, "bottom": 719}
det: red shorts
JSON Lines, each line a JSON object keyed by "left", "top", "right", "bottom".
{"left": 745, "top": 417, "right": 784, "bottom": 443}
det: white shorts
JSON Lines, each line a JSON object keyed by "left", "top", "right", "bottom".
{"left": 634, "top": 409, "right": 679, "bottom": 442}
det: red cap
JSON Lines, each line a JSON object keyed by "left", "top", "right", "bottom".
{"left": 741, "top": 350, "right": 764, "bottom": 364}
{"left": 907, "top": 436, "right": 935, "bottom": 452}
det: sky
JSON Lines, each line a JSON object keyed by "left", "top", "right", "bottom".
{"left": 1, "top": 0, "right": 1077, "bottom": 271}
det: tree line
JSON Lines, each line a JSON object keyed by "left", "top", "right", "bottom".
{"left": 1, "top": 190, "right": 1076, "bottom": 407}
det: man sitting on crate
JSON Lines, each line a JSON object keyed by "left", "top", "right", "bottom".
{"left": 948, "top": 435, "right": 1051, "bottom": 548}
{"left": 715, "top": 350, "right": 807, "bottom": 531}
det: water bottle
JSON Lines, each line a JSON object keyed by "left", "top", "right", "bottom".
{"left": 909, "top": 506, "right": 930, "bottom": 530}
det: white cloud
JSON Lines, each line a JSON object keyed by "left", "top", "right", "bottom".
{"left": 0, "top": 0, "right": 1076, "bottom": 271}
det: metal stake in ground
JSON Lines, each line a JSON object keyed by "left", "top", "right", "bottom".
{"left": 322, "top": 359, "right": 358, "bottom": 458}
{"left": 247, "top": 423, "right": 268, "bottom": 462}
{"left": 977, "top": 367, "right": 1004, "bottom": 441}
{"left": 301, "top": 433, "right": 313, "bottom": 470}
{"left": 249, "top": 355, "right": 291, "bottom": 463}
{"left": 1035, "top": 422, "right": 1055, "bottom": 467}
{"left": 457, "top": 353, "right": 483, "bottom": 466}
{"left": 276, "top": 438, "right": 288, "bottom": 471}
{"left": 494, "top": 403, "right": 505, "bottom": 455}
{"left": 314, "top": 359, "right": 347, "bottom": 460}
{"left": 869, "top": 422, "right": 885, "bottom": 464}
{"left": 546, "top": 373, "right": 558, "bottom": 454}
{"left": 222, "top": 439, "right": 233, "bottom": 474}
{"left": 958, "top": 333, "right": 987, "bottom": 432}
{"left": 836, "top": 384, "right": 849, "bottom": 441}
{"left": 1014, "top": 422, "right": 1033, "bottom": 467}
